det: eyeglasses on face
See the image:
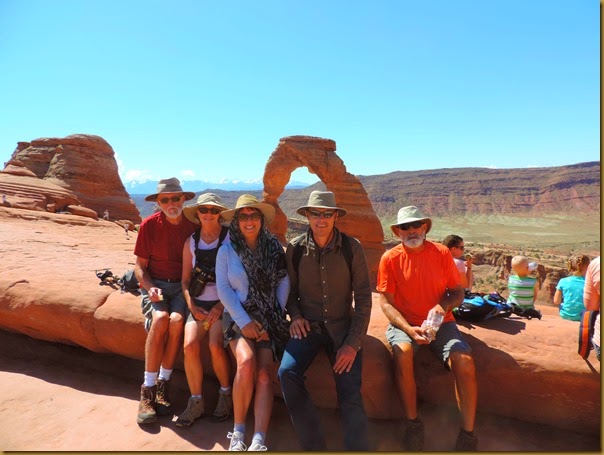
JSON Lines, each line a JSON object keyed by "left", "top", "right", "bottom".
{"left": 238, "top": 212, "right": 262, "bottom": 222}
{"left": 198, "top": 207, "right": 221, "bottom": 215}
{"left": 307, "top": 209, "right": 335, "bottom": 219}
{"left": 158, "top": 194, "right": 183, "bottom": 204}
{"left": 398, "top": 220, "right": 425, "bottom": 231}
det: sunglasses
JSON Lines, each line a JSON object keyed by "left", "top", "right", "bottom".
{"left": 238, "top": 212, "right": 262, "bottom": 222}
{"left": 307, "top": 209, "right": 336, "bottom": 219}
{"left": 198, "top": 207, "right": 221, "bottom": 215}
{"left": 397, "top": 220, "right": 425, "bottom": 231}
{"left": 158, "top": 195, "right": 183, "bottom": 204}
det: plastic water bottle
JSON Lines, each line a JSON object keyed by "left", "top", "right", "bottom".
{"left": 421, "top": 309, "right": 444, "bottom": 342}
{"left": 528, "top": 261, "right": 538, "bottom": 272}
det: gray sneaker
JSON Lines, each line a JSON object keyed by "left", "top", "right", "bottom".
{"left": 175, "top": 396, "right": 205, "bottom": 427}
{"left": 403, "top": 418, "right": 424, "bottom": 451}
{"left": 227, "top": 431, "right": 247, "bottom": 451}
{"left": 212, "top": 389, "right": 233, "bottom": 422}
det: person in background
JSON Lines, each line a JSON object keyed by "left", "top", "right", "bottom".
{"left": 216, "top": 195, "right": 290, "bottom": 451}
{"left": 584, "top": 256, "right": 600, "bottom": 361}
{"left": 278, "top": 191, "right": 371, "bottom": 451}
{"left": 554, "top": 255, "right": 590, "bottom": 321}
{"left": 377, "top": 206, "right": 478, "bottom": 451}
{"left": 176, "top": 193, "right": 233, "bottom": 427}
{"left": 507, "top": 256, "right": 539, "bottom": 311}
{"left": 134, "top": 177, "right": 196, "bottom": 425}
{"left": 443, "top": 234, "right": 473, "bottom": 291}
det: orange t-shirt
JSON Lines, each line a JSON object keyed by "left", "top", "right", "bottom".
{"left": 377, "top": 241, "right": 460, "bottom": 326}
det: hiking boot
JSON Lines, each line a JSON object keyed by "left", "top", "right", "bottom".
{"left": 212, "top": 389, "right": 233, "bottom": 422}
{"left": 248, "top": 442, "right": 268, "bottom": 451}
{"left": 137, "top": 385, "right": 157, "bottom": 425}
{"left": 227, "top": 431, "right": 247, "bottom": 451}
{"left": 403, "top": 418, "right": 424, "bottom": 451}
{"left": 455, "top": 429, "right": 478, "bottom": 451}
{"left": 175, "top": 396, "right": 205, "bottom": 427}
{"left": 155, "top": 378, "right": 172, "bottom": 416}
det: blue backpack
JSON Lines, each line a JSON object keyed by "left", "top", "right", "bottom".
{"left": 453, "top": 292, "right": 513, "bottom": 323}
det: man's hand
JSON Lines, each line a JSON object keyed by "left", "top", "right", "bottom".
{"left": 410, "top": 326, "right": 431, "bottom": 345}
{"left": 149, "top": 287, "right": 164, "bottom": 302}
{"left": 333, "top": 344, "right": 358, "bottom": 374}
{"left": 290, "top": 317, "right": 310, "bottom": 339}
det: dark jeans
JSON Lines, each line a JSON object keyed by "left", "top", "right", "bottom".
{"left": 277, "top": 325, "right": 369, "bottom": 451}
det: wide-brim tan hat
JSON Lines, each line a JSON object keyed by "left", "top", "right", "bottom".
{"left": 390, "top": 206, "right": 432, "bottom": 235}
{"left": 221, "top": 194, "right": 276, "bottom": 225}
{"left": 183, "top": 193, "right": 229, "bottom": 225}
{"left": 144, "top": 177, "right": 195, "bottom": 202}
{"left": 296, "top": 190, "right": 347, "bottom": 217}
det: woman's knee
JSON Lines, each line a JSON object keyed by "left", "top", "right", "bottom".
{"left": 256, "top": 364, "right": 273, "bottom": 387}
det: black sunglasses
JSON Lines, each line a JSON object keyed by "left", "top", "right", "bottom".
{"left": 198, "top": 207, "right": 221, "bottom": 215}
{"left": 158, "top": 195, "right": 183, "bottom": 204}
{"left": 397, "top": 220, "right": 425, "bottom": 231}
{"left": 307, "top": 209, "right": 336, "bottom": 219}
{"left": 238, "top": 212, "right": 262, "bottom": 222}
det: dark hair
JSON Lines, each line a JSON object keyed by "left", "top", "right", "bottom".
{"left": 443, "top": 234, "right": 463, "bottom": 249}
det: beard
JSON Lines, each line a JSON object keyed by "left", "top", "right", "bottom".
{"left": 164, "top": 206, "right": 183, "bottom": 220}
{"left": 402, "top": 233, "right": 425, "bottom": 249}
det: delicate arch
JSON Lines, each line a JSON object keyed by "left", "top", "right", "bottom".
{"left": 262, "top": 135, "right": 385, "bottom": 285}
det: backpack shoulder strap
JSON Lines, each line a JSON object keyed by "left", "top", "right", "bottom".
{"left": 340, "top": 232, "right": 353, "bottom": 274}
{"left": 217, "top": 225, "right": 228, "bottom": 247}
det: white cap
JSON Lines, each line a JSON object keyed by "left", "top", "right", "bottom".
{"left": 528, "top": 261, "right": 538, "bottom": 271}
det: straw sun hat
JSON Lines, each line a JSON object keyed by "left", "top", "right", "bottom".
{"left": 220, "top": 194, "right": 276, "bottom": 225}
{"left": 183, "top": 193, "right": 229, "bottom": 225}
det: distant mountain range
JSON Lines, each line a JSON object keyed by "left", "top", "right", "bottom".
{"left": 125, "top": 179, "right": 311, "bottom": 194}
{"left": 131, "top": 162, "right": 600, "bottom": 222}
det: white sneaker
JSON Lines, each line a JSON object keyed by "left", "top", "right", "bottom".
{"left": 248, "top": 442, "right": 268, "bottom": 451}
{"left": 227, "top": 431, "right": 247, "bottom": 451}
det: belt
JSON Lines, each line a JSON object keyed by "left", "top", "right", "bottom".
{"left": 155, "top": 278, "right": 181, "bottom": 283}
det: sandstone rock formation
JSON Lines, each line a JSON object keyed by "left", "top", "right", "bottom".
{"left": 262, "top": 136, "right": 385, "bottom": 284}
{"left": 0, "top": 204, "right": 599, "bottom": 437}
{"left": 2, "top": 134, "right": 141, "bottom": 223}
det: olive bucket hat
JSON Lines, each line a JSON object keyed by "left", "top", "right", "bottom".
{"left": 296, "top": 190, "right": 347, "bottom": 217}
{"left": 390, "top": 206, "right": 432, "bottom": 235}
{"left": 183, "top": 193, "right": 229, "bottom": 225}
{"left": 220, "top": 194, "right": 276, "bottom": 225}
{"left": 144, "top": 177, "right": 195, "bottom": 202}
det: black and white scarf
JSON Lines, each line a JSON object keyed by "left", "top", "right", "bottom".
{"left": 229, "top": 217, "right": 290, "bottom": 360}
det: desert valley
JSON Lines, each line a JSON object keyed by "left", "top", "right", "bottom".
{"left": 0, "top": 134, "right": 600, "bottom": 451}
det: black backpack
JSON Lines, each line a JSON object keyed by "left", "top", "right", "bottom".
{"left": 120, "top": 269, "right": 140, "bottom": 294}
{"left": 453, "top": 292, "right": 513, "bottom": 323}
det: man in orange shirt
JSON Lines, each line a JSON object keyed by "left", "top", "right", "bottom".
{"left": 377, "top": 206, "right": 478, "bottom": 451}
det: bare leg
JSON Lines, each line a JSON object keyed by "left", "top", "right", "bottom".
{"left": 183, "top": 319, "right": 206, "bottom": 395}
{"left": 230, "top": 337, "right": 256, "bottom": 425}
{"left": 161, "top": 312, "right": 184, "bottom": 370}
{"left": 208, "top": 320, "right": 231, "bottom": 388}
{"left": 252, "top": 347, "right": 275, "bottom": 435}
{"left": 449, "top": 351, "right": 477, "bottom": 432}
{"left": 392, "top": 342, "right": 417, "bottom": 419}
{"left": 144, "top": 310, "right": 169, "bottom": 372}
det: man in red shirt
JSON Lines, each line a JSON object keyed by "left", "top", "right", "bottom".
{"left": 134, "top": 177, "right": 196, "bottom": 425}
{"left": 377, "top": 206, "right": 478, "bottom": 451}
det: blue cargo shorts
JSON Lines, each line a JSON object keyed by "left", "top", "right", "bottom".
{"left": 386, "top": 321, "right": 472, "bottom": 369}
{"left": 140, "top": 280, "right": 187, "bottom": 332}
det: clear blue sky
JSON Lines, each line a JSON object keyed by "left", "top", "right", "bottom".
{"left": 0, "top": 0, "right": 599, "bottom": 185}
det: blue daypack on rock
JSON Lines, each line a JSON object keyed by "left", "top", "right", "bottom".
{"left": 453, "top": 292, "right": 513, "bottom": 322}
